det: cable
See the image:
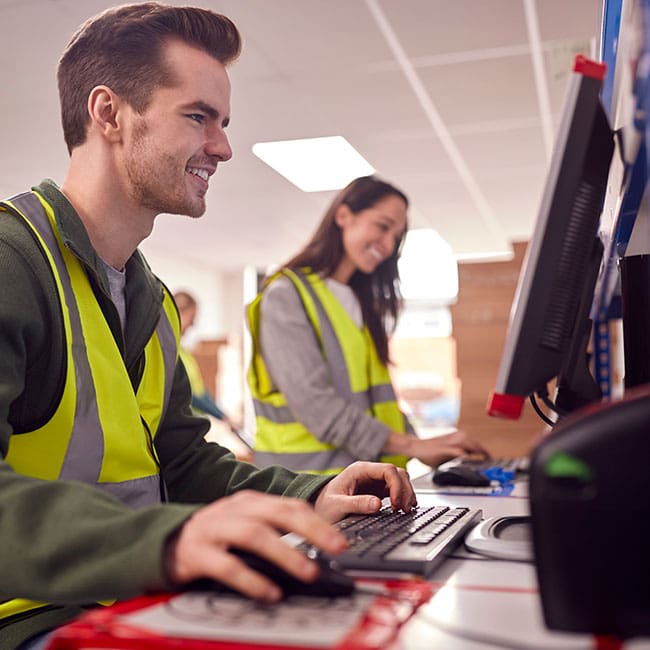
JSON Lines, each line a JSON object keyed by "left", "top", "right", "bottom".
{"left": 229, "top": 424, "right": 254, "bottom": 451}
{"left": 540, "top": 394, "right": 558, "bottom": 413}
{"left": 529, "top": 394, "right": 555, "bottom": 427}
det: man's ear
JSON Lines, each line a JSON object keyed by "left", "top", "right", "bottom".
{"left": 87, "top": 85, "right": 123, "bottom": 143}
{"left": 334, "top": 204, "right": 352, "bottom": 228}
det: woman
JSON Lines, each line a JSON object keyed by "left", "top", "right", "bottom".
{"left": 247, "top": 176, "right": 488, "bottom": 474}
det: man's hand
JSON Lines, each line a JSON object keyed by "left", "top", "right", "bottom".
{"left": 313, "top": 461, "right": 417, "bottom": 522}
{"left": 164, "top": 490, "right": 348, "bottom": 602}
{"left": 165, "top": 462, "right": 417, "bottom": 600}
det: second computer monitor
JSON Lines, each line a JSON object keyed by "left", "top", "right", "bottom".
{"left": 487, "top": 55, "right": 615, "bottom": 422}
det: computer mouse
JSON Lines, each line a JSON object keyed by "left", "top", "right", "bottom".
{"left": 432, "top": 465, "right": 491, "bottom": 487}
{"left": 189, "top": 550, "right": 356, "bottom": 599}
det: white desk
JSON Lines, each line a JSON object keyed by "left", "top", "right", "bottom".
{"left": 399, "top": 475, "right": 650, "bottom": 650}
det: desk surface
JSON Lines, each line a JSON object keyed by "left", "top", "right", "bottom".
{"left": 399, "top": 477, "right": 645, "bottom": 650}
{"left": 49, "top": 474, "right": 647, "bottom": 650}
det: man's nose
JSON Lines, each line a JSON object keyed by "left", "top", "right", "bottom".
{"left": 206, "top": 129, "right": 232, "bottom": 162}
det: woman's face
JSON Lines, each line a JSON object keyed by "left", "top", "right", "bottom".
{"left": 332, "top": 194, "right": 407, "bottom": 283}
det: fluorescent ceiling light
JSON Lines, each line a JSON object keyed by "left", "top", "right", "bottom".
{"left": 252, "top": 136, "right": 374, "bottom": 192}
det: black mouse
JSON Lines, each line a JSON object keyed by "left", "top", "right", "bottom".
{"left": 189, "top": 550, "right": 356, "bottom": 598}
{"left": 432, "top": 465, "right": 491, "bottom": 487}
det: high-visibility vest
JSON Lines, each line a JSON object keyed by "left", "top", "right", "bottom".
{"left": 179, "top": 347, "right": 207, "bottom": 397}
{"left": 247, "top": 268, "right": 408, "bottom": 474}
{"left": 0, "top": 191, "right": 180, "bottom": 622}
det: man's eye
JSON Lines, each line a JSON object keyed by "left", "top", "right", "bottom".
{"left": 188, "top": 114, "right": 205, "bottom": 124}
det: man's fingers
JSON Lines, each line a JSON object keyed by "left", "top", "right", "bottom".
{"left": 354, "top": 462, "right": 416, "bottom": 512}
{"left": 316, "top": 493, "right": 383, "bottom": 522}
{"left": 317, "top": 461, "right": 417, "bottom": 516}
{"left": 222, "top": 542, "right": 324, "bottom": 601}
{"left": 165, "top": 491, "right": 348, "bottom": 597}
{"left": 197, "top": 546, "right": 283, "bottom": 602}
{"left": 208, "top": 491, "right": 348, "bottom": 554}
{"left": 383, "top": 466, "right": 418, "bottom": 512}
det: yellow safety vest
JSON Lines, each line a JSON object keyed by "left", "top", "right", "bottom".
{"left": 179, "top": 347, "right": 207, "bottom": 396}
{"left": 0, "top": 191, "right": 180, "bottom": 622}
{"left": 247, "top": 268, "right": 408, "bottom": 474}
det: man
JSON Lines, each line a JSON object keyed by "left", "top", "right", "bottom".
{"left": 174, "top": 289, "right": 253, "bottom": 461}
{"left": 0, "top": 4, "right": 416, "bottom": 648}
{"left": 173, "top": 290, "right": 236, "bottom": 428}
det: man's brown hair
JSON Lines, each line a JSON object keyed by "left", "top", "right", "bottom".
{"left": 58, "top": 2, "right": 241, "bottom": 154}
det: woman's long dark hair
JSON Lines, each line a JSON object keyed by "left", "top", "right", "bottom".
{"left": 280, "top": 175, "right": 408, "bottom": 365}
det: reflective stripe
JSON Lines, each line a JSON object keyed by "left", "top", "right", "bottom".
{"left": 288, "top": 271, "right": 353, "bottom": 400}
{"left": 369, "top": 383, "right": 398, "bottom": 404}
{"left": 10, "top": 192, "right": 105, "bottom": 482}
{"left": 253, "top": 448, "right": 357, "bottom": 474}
{"left": 252, "top": 400, "right": 293, "bottom": 423}
{"left": 153, "top": 305, "right": 178, "bottom": 430}
{"left": 96, "top": 474, "right": 163, "bottom": 508}
{"left": 253, "top": 382, "right": 396, "bottom": 425}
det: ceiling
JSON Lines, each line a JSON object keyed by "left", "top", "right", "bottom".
{"left": 0, "top": 0, "right": 603, "bottom": 273}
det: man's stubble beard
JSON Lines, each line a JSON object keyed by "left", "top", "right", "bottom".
{"left": 126, "top": 119, "right": 206, "bottom": 219}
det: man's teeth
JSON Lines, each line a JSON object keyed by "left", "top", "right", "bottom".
{"left": 187, "top": 168, "right": 209, "bottom": 181}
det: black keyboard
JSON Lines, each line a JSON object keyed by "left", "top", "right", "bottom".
{"left": 442, "top": 456, "right": 529, "bottom": 474}
{"left": 304, "top": 503, "right": 482, "bottom": 577}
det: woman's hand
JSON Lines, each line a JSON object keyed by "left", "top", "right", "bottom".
{"left": 385, "top": 429, "right": 490, "bottom": 468}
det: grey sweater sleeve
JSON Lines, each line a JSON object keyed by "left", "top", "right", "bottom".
{"left": 258, "top": 277, "right": 391, "bottom": 460}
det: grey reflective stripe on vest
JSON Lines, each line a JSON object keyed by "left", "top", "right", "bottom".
{"left": 10, "top": 193, "right": 105, "bottom": 483}
{"left": 252, "top": 400, "right": 293, "bottom": 423}
{"left": 253, "top": 447, "right": 358, "bottom": 472}
{"left": 292, "top": 272, "right": 354, "bottom": 401}
{"left": 8, "top": 193, "right": 160, "bottom": 507}
{"left": 155, "top": 308, "right": 177, "bottom": 427}
{"left": 254, "top": 383, "right": 397, "bottom": 425}
{"left": 369, "top": 383, "right": 398, "bottom": 404}
{"left": 97, "top": 475, "right": 162, "bottom": 508}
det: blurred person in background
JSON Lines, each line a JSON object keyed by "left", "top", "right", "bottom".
{"left": 175, "top": 290, "right": 253, "bottom": 460}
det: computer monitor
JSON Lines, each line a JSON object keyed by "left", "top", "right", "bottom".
{"left": 487, "top": 55, "right": 615, "bottom": 423}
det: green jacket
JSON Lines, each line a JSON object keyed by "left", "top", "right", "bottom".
{"left": 0, "top": 180, "right": 330, "bottom": 648}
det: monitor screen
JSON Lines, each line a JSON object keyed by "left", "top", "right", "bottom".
{"left": 487, "top": 55, "right": 615, "bottom": 422}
